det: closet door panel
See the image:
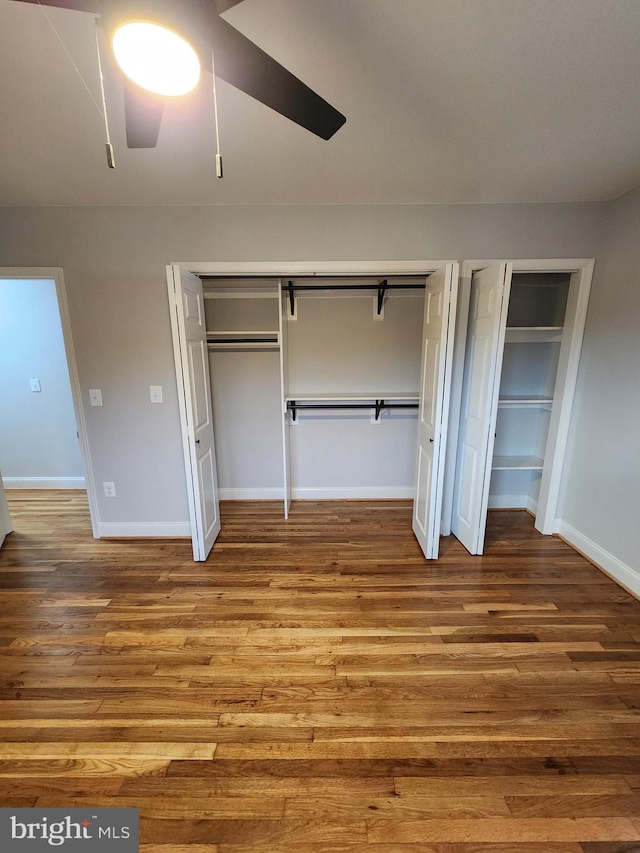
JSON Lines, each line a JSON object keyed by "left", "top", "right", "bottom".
{"left": 451, "top": 263, "right": 511, "bottom": 555}
{"left": 167, "top": 265, "right": 221, "bottom": 561}
{"left": 412, "top": 263, "right": 458, "bottom": 560}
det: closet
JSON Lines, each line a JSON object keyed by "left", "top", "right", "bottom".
{"left": 167, "top": 262, "right": 458, "bottom": 562}
{"left": 448, "top": 260, "right": 593, "bottom": 555}
{"left": 167, "top": 259, "right": 591, "bottom": 563}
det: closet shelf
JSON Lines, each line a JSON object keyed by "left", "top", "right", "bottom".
{"left": 498, "top": 395, "right": 553, "bottom": 408}
{"left": 282, "top": 279, "right": 425, "bottom": 316}
{"left": 203, "top": 289, "right": 280, "bottom": 300}
{"left": 505, "top": 326, "right": 563, "bottom": 343}
{"left": 492, "top": 455, "right": 544, "bottom": 471}
{"left": 285, "top": 392, "right": 419, "bottom": 403}
{"left": 207, "top": 331, "right": 280, "bottom": 350}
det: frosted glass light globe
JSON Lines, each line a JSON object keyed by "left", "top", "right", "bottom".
{"left": 113, "top": 22, "right": 200, "bottom": 96}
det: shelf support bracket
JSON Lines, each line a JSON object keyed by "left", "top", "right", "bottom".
{"left": 376, "top": 280, "right": 388, "bottom": 316}
{"left": 287, "top": 281, "right": 295, "bottom": 317}
{"left": 375, "top": 399, "right": 384, "bottom": 421}
{"left": 290, "top": 400, "right": 297, "bottom": 422}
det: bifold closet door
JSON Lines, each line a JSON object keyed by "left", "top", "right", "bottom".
{"left": 167, "top": 265, "right": 221, "bottom": 561}
{"left": 451, "top": 263, "right": 512, "bottom": 555}
{"left": 412, "top": 263, "right": 458, "bottom": 560}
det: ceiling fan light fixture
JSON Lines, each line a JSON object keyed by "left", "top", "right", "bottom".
{"left": 112, "top": 22, "right": 201, "bottom": 97}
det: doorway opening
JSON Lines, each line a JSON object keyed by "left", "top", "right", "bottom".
{"left": 0, "top": 268, "right": 98, "bottom": 541}
{"left": 167, "top": 260, "right": 459, "bottom": 562}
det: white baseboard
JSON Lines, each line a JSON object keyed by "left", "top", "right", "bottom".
{"left": 97, "top": 522, "right": 191, "bottom": 538}
{"left": 292, "top": 486, "right": 414, "bottom": 500}
{"left": 557, "top": 519, "right": 640, "bottom": 599}
{"left": 488, "top": 494, "right": 538, "bottom": 513}
{"left": 3, "top": 477, "right": 86, "bottom": 490}
{"left": 219, "top": 488, "right": 284, "bottom": 500}
{"left": 219, "top": 486, "right": 414, "bottom": 501}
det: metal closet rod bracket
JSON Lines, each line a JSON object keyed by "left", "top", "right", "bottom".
{"left": 282, "top": 280, "right": 425, "bottom": 317}
{"left": 287, "top": 399, "right": 419, "bottom": 422}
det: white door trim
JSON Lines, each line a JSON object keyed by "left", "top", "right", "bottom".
{"left": 0, "top": 474, "right": 12, "bottom": 547}
{"left": 177, "top": 261, "right": 455, "bottom": 277}
{"left": 0, "top": 267, "right": 99, "bottom": 538}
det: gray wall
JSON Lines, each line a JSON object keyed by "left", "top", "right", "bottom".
{"left": 560, "top": 187, "right": 640, "bottom": 573}
{"left": 0, "top": 202, "right": 604, "bottom": 526}
{"left": 0, "top": 278, "right": 84, "bottom": 484}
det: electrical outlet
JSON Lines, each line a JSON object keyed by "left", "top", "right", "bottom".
{"left": 89, "top": 389, "right": 103, "bottom": 407}
{"left": 150, "top": 385, "right": 163, "bottom": 403}
{"left": 103, "top": 481, "right": 116, "bottom": 497}
{"left": 30, "top": 378, "right": 41, "bottom": 392}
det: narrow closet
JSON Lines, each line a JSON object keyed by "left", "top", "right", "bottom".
{"left": 490, "top": 273, "right": 568, "bottom": 512}
{"left": 449, "top": 261, "right": 593, "bottom": 556}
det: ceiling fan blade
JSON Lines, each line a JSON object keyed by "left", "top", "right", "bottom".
{"left": 210, "top": 16, "right": 346, "bottom": 140}
{"left": 123, "top": 79, "right": 164, "bottom": 148}
{"left": 211, "top": 0, "right": 245, "bottom": 12}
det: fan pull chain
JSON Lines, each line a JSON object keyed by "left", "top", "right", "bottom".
{"left": 94, "top": 22, "right": 115, "bottom": 168}
{"left": 211, "top": 47, "right": 223, "bottom": 178}
{"left": 35, "top": 3, "right": 106, "bottom": 124}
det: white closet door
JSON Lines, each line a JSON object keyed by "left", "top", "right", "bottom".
{"left": 412, "top": 263, "right": 458, "bottom": 560}
{"left": 451, "top": 263, "right": 512, "bottom": 555}
{"left": 167, "top": 265, "right": 221, "bottom": 561}
{"left": 0, "top": 475, "right": 12, "bottom": 548}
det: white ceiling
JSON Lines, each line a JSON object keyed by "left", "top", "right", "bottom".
{"left": 2, "top": 0, "right": 640, "bottom": 206}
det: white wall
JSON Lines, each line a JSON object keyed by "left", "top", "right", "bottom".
{"left": 559, "top": 186, "right": 640, "bottom": 583}
{"left": 0, "top": 278, "right": 84, "bottom": 487}
{"left": 0, "top": 202, "right": 604, "bottom": 528}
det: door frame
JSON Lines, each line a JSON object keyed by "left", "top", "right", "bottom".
{"left": 441, "top": 258, "right": 594, "bottom": 539}
{"left": 0, "top": 267, "right": 99, "bottom": 538}
{"left": 170, "top": 260, "right": 456, "bottom": 556}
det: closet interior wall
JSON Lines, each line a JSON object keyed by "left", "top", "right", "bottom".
{"left": 285, "top": 279, "right": 424, "bottom": 501}
{"left": 202, "top": 276, "right": 426, "bottom": 508}
{"left": 204, "top": 279, "right": 284, "bottom": 500}
{"left": 490, "top": 272, "right": 570, "bottom": 511}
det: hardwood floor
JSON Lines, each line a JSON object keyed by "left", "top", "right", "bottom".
{"left": 1, "top": 490, "right": 640, "bottom": 852}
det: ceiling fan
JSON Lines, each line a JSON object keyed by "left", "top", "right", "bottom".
{"left": 12, "top": 0, "right": 347, "bottom": 148}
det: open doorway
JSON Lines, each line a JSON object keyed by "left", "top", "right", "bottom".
{"left": 0, "top": 268, "right": 98, "bottom": 540}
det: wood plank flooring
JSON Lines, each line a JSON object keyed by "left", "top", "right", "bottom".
{"left": 1, "top": 490, "right": 640, "bottom": 852}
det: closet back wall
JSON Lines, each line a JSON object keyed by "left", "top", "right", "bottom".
{"left": 0, "top": 202, "right": 604, "bottom": 535}
{"left": 287, "top": 293, "right": 423, "bottom": 498}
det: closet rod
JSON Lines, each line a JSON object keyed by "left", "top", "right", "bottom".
{"left": 282, "top": 280, "right": 425, "bottom": 316}
{"left": 287, "top": 400, "right": 419, "bottom": 422}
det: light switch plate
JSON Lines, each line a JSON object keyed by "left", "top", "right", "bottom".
{"left": 150, "top": 385, "right": 163, "bottom": 404}
{"left": 89, "top": 389, "right": 103, "bottom": 407}
{"left": 30, "top": 379, "right": 41, "bottom": 392}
